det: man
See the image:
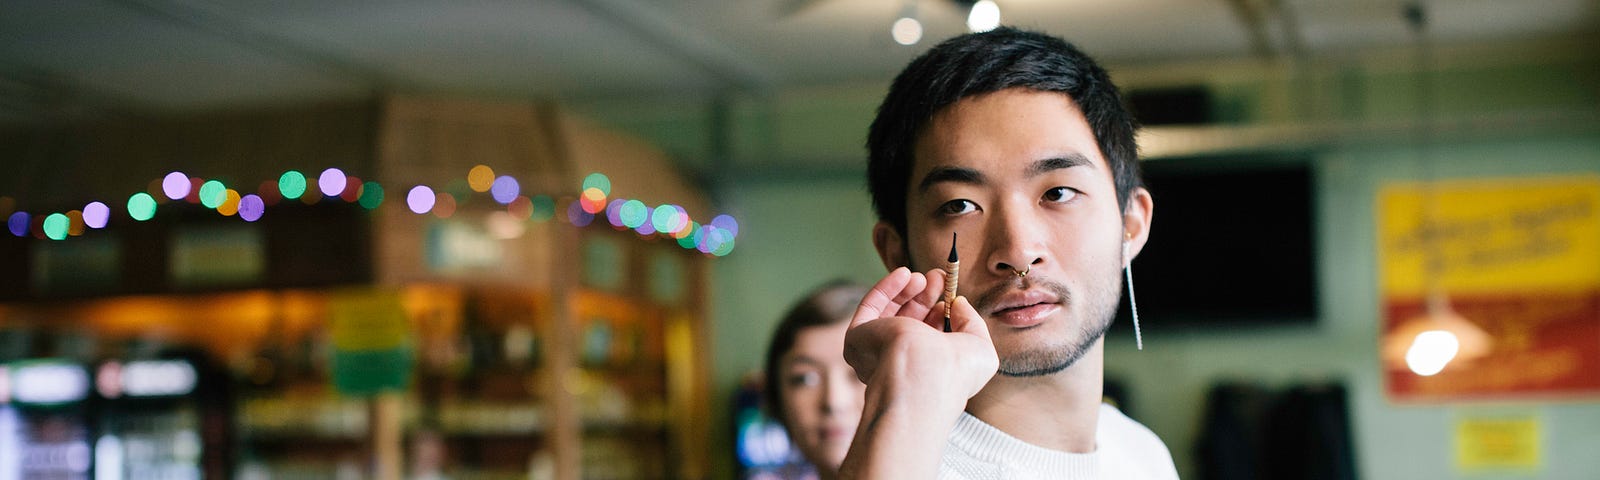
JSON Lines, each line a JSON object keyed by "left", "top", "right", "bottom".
{"left": 840, "top": 27, "right": 1178, "bottom": 479}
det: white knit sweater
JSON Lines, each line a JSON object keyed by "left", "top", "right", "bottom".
{"left": 938, "top": 403, "right": 1179, "bottom": 480}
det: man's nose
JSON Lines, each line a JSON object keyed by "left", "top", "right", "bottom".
{"left": 985, "top": 203, "right": 1047, "bottom": 278}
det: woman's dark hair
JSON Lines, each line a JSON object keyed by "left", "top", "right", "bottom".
{"left": 867, "top": 27, "right": 1144, "bottom": 234}
{"left": 762, "top": 280, "right": 870, "bottom": 429}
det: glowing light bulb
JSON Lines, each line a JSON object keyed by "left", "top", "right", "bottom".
{"left": 1405, "top": 330, "right": 1460, "bottom": 376}
{"left": 967, "top": 0, "right": 1000, "bottom": 33}
{"left": 892, "top": 17, "right": 923, "bottom": 46}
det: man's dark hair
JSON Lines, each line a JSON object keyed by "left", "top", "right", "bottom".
{"left": 867, "top": 27, "right": 1143, "bottom": 234}
{"left": 762, "top": 280, "right": 869, "bottom": 430}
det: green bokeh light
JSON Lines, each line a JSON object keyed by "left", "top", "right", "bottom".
{"left": 583, "top": 173, "right": 612, "bottom": 196}
{"left": 531, "top": 195, "right": 555, "bottom": 222}
{"left": 620, "top": 200, "right": 648, "bottom": 229}
{"left": 199, "top": 180, "right": 227, "bottom": 209}
{"left": 128, "top": 193, "right": 157, "bottom": 221}
{"left": 651, "top": 205, "right": 678, "bottom": 233}
{"left": 279, "top": 171, "right": 307, "bottom": 199}
{"left": 43, "top": 213, "right": 68, "bottom": 240}
{"left": 677, "top": 221, "right": 700, "bottom": 249}
{"left": 359, "top": 181, "right": 384, "bottom": 209}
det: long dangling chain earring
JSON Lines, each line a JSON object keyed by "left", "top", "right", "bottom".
{"left": 1124, "top": 234, "right": 1143, "bottom": 350}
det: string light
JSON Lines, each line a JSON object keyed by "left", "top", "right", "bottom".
{"left": 3, "top": 167, "right": 739, "bottom": 255}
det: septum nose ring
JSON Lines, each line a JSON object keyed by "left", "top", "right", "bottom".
{"left": 1011, "top": 266, "right": 1029, "bottom": 278}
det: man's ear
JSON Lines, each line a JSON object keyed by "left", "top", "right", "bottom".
{"left": 1122, "top": 187, "right": 1154, "bottom": 266}
{"left": 872, "top": 221, "right": 908, "bottom": 271}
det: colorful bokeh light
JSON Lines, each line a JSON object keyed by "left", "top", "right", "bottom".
{"left": 65, "top": 210, "right": 84, "bottom": 236}
{"left": 83, "top": 202, "right": 110, "bottom": 229}
{"left": 407, "top": 186, "right": 435, "bottom": 214}
{"left": 7, "top": 212, "right": 28, "bottom": 237}
{"left": 199, "top": 181, "right": 227, "bottom": 209}
{"left": 605, "top": 199, "right": 626, "bottom": 227}
{"left": 651, "top": 205, "right": 680, "bottom": 234}
{"left": 340, "top": 176, "right": 363, "bottom": 203}
{"left": 319, "top": 168, "right": 347, "bottom": 197}
{"left": 258, "top": 180, "right": 282, "bottom": 206}
{"left": 127, "top": 193, "right": 157, "bottom": 221}
{"left": 531, "top": 195, "right": 555, "bottom": 222}
{"left": 712, "top": 214, "right": 740, "bottom": 237}
{"left": 468, "top": 165, "right": 495, "bottom": 193}
{"left": 239, "top": 195, "right": 265, "bottom": 222}
{"left": 279, "top": 171, "right": 308, "bottom": 200}
{"left": 433, "top": 192, "right": 457, "bottom": 218}
{"left": 567, "top": 199, "right": 595, "bottom": 227}
{"left": 43, "top": 213, "right": 68, "bottom": 240}
{"left": 677, "top": 221, "right": 700, "bottom": 249}
{"left": 6, "top": 167, "right": 738, "bottom": 254}
{"left": 359, "top": 182, "right": 384, "bottom": 210}
{"left": 491, "top": 176, "right": 520, "bottom": 205}
{"left": 580, "top": 188, "right": 607, "bottom": 214}
{"left": 583, "top": 172, "right": 612, "bottom": 196}
{"left": 508, "top": 196, "right": 533, "bottom": 220}
{"left": 620, "top": 200, "right": 649, "bottom": 229}
{"left": 218, "top": 189, "right": 241, "bottom": 216}
{"left": 162, "top": 172, "right": 190, "bottom": 200}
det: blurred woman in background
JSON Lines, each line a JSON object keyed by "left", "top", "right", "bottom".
{"left": 763, "top": 281, "right": 870, "bottom": 480}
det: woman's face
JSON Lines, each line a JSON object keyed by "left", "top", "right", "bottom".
{"left": 779, "top": 321, "right": 866, "bottom": 472}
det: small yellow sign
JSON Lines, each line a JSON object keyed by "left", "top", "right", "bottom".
{"left": 1455, "top": 415, "right": 1542, "bottom": 471}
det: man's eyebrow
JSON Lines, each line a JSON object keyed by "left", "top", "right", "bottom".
{"left": 917, "top": 166, "right": 985, "bottom": 193}
{"left": 1027, "top": 154, "right": 1092, "bottom": 177}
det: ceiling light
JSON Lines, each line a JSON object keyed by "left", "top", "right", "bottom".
{"left": 892, "top": 17, "right": 923, "bottom": 46}
{"left": 967, "top": 0, "right": 1000, "bottom": 33}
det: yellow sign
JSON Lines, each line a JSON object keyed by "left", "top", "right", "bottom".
{"left": 1455, "top": 414, "right": 1541, "bottom": 471}
{"left": 1378, "top": 176, "right": 1600, "bottom": 297}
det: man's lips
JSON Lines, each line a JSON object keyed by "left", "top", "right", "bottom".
{"left": 985, "top": 290, "right": 1062, "bottom": 327}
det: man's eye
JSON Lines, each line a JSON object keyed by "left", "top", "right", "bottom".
{"left": 787, "top": 371, "right": 820, "bottom": 387}
{"left": 1043, "top": 187, "right": 1078, "bottom": 203}
{"left": 939, "top": 199, "right": 977, "bottom": 216}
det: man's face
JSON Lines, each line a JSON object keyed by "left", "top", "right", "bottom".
{"left": 880, "top": 87, "right": 1151, "bottom": 376}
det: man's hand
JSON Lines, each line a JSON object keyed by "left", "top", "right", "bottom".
{"left": 845, "top": 266, "right": 998, "bottom": 404}
{"left": 838, "top": 267, "right": 999, "bottom": 479}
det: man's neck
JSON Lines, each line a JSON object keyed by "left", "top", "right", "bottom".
{"left": 964, "top": 339, "right": 1105, "bottom": 453}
